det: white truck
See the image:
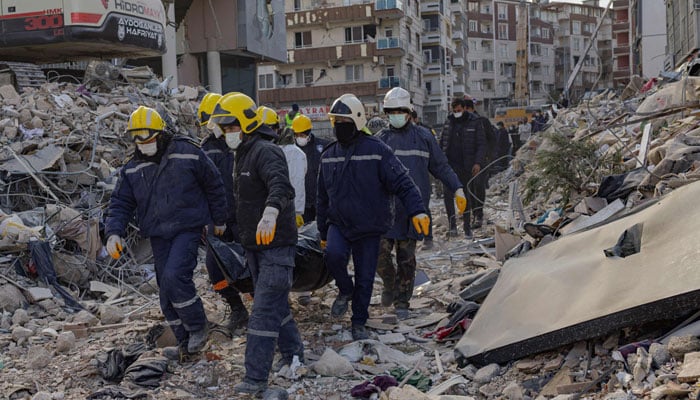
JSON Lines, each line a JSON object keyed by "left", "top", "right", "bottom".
{"left": 0, "top": 0, "right": 166, "bottom": 88}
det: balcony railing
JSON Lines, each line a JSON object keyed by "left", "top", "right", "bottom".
{"left": 376, "top": 0, "right": 403, "bottom": 10}
{"left": 377, "top": 37, "right": 402, "bottom": 49}
{"left": 379, "top": 76, "right": 401, "bottom": 88}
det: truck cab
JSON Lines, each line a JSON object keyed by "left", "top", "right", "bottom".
{"left": 0, "top": 0, "right": 166, "bottom": 62}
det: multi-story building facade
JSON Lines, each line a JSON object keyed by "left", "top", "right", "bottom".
{"left": 610, "top": 0, "right": 635, "bottom": 87}
{"left": 543, "top": 1, "right": 612, "bottom": 103}
{"left": 464, "top": 1, "right": 555, "bottom": 115}
{"left": 257, "top": 0, "right": 435, "bottom": 135}
{"left": 633, "top": 1, "right": 666, "bottom": 78}
{"left": 665, "top": 0, "right": 698, "bottom": 71}
{"left": 421, "top": 0, "right": 456, "bottom": 126}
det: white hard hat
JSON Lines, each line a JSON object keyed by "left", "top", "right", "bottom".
{"left": 383, "top": 87, "right": 412, "bottom": 111}
{"left": 328, "top": 94, "right": 367, "bottom": 131}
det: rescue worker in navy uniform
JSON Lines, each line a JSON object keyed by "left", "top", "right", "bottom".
{"left": 317, "top": 93, "right": 429, "bottom": 340}
{"left": 105, "top": 106, "right": 229, "bottom": 358}
{"left": 440, "top": 97, "right": 486, "bottom": 239}
{"left": 207, "top": 94, "right": 303, "bottom": 396}
{"left": 197, "top": 92, "right": 249, "bottom": 333}
{"left": 375, "top": 88, "right": 467, "bottom": 319}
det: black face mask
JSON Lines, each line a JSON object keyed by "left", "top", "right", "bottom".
{"left": 334, "top": 122, "right": 358, "bottom": 145}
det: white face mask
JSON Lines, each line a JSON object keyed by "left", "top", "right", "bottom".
{"left": 388, "top": 114, "right": 408, "bottom": 129}
{"left": 137, "top": 141, "right": 158, "bottom": 156}
{"left": 453, "top": 112, "right": 463, "bottom": 118}
{"left": 225, "top": 132, "right": 242, "bottom": 149}
{"left": 295, "top": 136, "right": 309, "bottom": 147}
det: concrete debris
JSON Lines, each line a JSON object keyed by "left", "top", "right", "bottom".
{"left": 473, "top": 363, "right": 500, "bottom": 383}
{"left": 313, "top": 347, "right": 354, "bottom": 377}
{"left": 668, "top": 335, "right": 700, "bottom": 359}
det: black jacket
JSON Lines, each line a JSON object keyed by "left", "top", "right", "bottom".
{"left": 439, "top": 112, "right": 486, "bottom": 172}
{"left": 234, "top": 129, "right": 297, "bottom": 250}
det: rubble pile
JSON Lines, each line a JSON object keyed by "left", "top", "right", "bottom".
{"left": 4, "top": 74, "right": 700, "bottom": 400}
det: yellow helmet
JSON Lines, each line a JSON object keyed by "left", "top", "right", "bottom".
{"left": 257, "top": 106, "right": 280, "bottom": 127}
{"left": 197, "top": 92, "right": 222, "bottom": 126}
{"left": 210, "top": 93, "right": 261, "bottom": 134}
{"left": 291, "top": 114, "right": 312, "bottom": 134}
{"left": 127, "top": 106, "right": 165, "bottom": 143}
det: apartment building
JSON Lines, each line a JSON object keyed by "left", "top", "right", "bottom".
{"left": 464, "top": 1, "right": 555, "bottom": 115}
{"left": 543, "top": 1, "right": 612, "bottom": 102}
{"left": 632, "top": 1, "right": 666, "bottom": 78}
{"left": 665, "top": 0, "right": 699, "bottom": 71}
{"left": 257, "top": 0, "right": 436, "bottom": 134}
{"left": 610, "top": 0, "right": 635, "bottom": 86}
{"left": 421, "top": 0, "right": 456, "bottom": 126}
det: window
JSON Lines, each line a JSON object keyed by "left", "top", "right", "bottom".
{"left": 295, "top": 68, "right": 313, "bottom": 85}
{"left": 469, "top": 20, "right": 477, "bottom": 31}
{"left": 415, "top": 32, "right": 420, "bottom": 51}
{"left": 258, "top": 73, "right": 274, "bottom": 89}
{"left": 417, "top": 69, "right": 421, "bottom": 85}
{"left": 483, "top": 79, "right": 494, "bottom": 90}
{"left": 498, "top": 23, "right": 508, "bottom": 39}
{"left": 543, "top": 47, "right": 549, "bottom": 57}
{"left": 481, "top": 40, "right": 492, "bottom": 51}
{"left": 345, "top": 26, "right": 363, "bottom": 43}
{"left": 424, "top": 50, "right": 433, "bottom": 64}
{"left": 498, "top": 3, "right": 507, "bottom": 20}
{"left": 470, "top": 60, "right": 478, "bottom": 71}
{"left": 532, "top": 27, "right": 540, "bottom": 38}
{"left": 481, "top": 23, "right": 492, "bottom": 34}
{"left": 530, "top": 43, "right": 541, "bottom": 56}
{"left": 482, "top": 59, "right": 494, "bottom": 72}
{"left": 468, "top": 2, "right": 479, "bottom": 12}
{"left": 499, "top": 44, "right": 508, "bottom": 58}
{"left": 542, "top": 28, "right": 550, "bottom": 39}
{"left": 572, "top": 21, "right": 581, "bottom": 35}
{"left": 543, "top": 65, "right": 550, "bottom": 75}
{"left": 481, "top": 4, "right": 491, "bottom": 14}
{"left": 469, "top": 40, "right": 477, "bottom": 50}
{"left": 532, "top": 81, "right": 541, "bottom": 93}
{"left": 471, "top": 80, "right": 482, "bottom": 91}
{"left": 295, "top": 31, "right": 311, "bottom": 48}
{"left": 426, "top": 81, "right": 432, "bottom": 94}
{"left": 294, "top": 0, "right": 301, "bottom": 11}
{"left": 345, "top": 65, "right": 363, "bottom": 81}
{"left": 385, "top": 27, "right": 393, "bottom": 37}
{"left": 572, "top": 38, "right": 580, "bottom": 51}
{"left": 278, "top": 74, "right": 292, "bottom": 86}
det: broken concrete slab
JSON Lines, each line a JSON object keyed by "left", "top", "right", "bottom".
{"left": 456, "top": 182, "right": 700, "bottom": 365}
{"left": 312, "top": 348, "right": 354, "bottom": 377}
{"left": 677, "top": 351, "right": 700, "bottom": 382}
{"left": 559, "top": 199, "right": 625, "bottom": 235}
{"left": 0, "top": 145, "right": 64, "bottom": 173}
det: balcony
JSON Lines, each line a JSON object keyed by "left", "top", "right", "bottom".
{"left": 424, "top": 61, "right": 443, "bottom": 75}
{"left": 613, "top": 46, "right": 630, "bottom": 56}
{"left": 420, "top": 0, "right": 442, "bottom": 14}
{"left": 453, "top": 57, "right": 465, "bottom": 67}
{"left": 449, "top": 2, "right": 463, "bottom": 14}
{"left": 452, "top": 30, "right": 464, "bottom": 41}
{"left": 286, "top": 3, "right": 373, "bottom": 26}
{"left": 376, "top": 37, "right": 405, "bottom": 57}
{"left": 259, "top": 81, "right": 379, "bottom": 104}
{"left": 612, "top": 22, "right": 628, "bottom": 32}
{"left": 379, "top": 76, "right": 402, "bottom": 89}
{"left": 612, "top": 0, "right": 629, "bottom": 9}
{"left": 289, "top": 43, "right": 374, "bottom": 64}
{"left": 375, "top": 0, "right": 404, "bottom": 19}
{"left": 453, "top": 83, "right": 466, "bottom": 94}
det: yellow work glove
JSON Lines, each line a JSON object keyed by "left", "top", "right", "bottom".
{"left": 256, "top": 207, "right": 279, "bottom": 245}
{"left": 455, "top": 188, "right": 467, "bottom": 215}
{"left": 320, "top": 240, "right": 327, "bottom": 250}
{"left": 214, "top": 224, "right": 226, "bottom": 236}
{"left": 296, "top": 213, "right": 304, "bottom": 228}
{"left": 411, "top": 213, "right": 431, "bottom": 236}
{"left": 106, "top": 235, "right": 124, "bottom": 260}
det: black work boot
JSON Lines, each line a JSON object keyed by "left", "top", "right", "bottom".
{"left": 187, "top": 324, "right": 209, "bottom": 353}
{"left": 219, "top": 288, "right": 249, "bottom": 331}
{"left": 351, "top": 324, "right": 369, "bottom": 340}
{"left": 331, "top": 294, "right": 352, "bottom": 318}
{"left": 234, "top": 379, "right": 268, "bottom": 395}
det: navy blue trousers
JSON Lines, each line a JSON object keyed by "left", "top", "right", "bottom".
{"left": 324, "top": 224, "right": 381, "bottom": 326}
{"left": 244, "top": 246, "right": 304, "bottom": 383}
{"left": 151, "top": 230, "right": 207, "bottom": 345}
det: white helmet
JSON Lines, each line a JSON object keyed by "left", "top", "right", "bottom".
{"left": 328, "top": 94, "right": 367, "bottom": 131}
{"left": 383, "top": 87, "right": 412, "bottom": 112}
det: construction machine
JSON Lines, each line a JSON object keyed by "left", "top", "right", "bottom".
{"left": 0, "top": 0, "right": 167, "bottom": 89}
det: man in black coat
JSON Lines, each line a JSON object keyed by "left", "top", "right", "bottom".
{"left": 495, "top": 121, "right": 512, "bottom": 171}
{"left": 440, "top": 98, "right": 486, "bottom": 239}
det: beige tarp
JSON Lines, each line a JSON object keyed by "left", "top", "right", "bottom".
{"left": 456, "top": 180, "right": 700, "bottom": 365}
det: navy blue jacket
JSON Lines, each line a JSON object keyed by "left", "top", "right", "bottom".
{"left": 106, "top": 137, "right": 228, "bottom": 239}
{"left": 235, "top": 130, "right": 297, "bottom": 250}
{"left": 317, "top": 133, "right": 425, "bottom": 242}
{"left": 377, "top": 123, "right": 462, "bottom": 240}
{"left": 297, "top": 133, "right": 328, "bottom": 212}
{"left": 440, "top": 112, "right": 486, "bottom": 173}
{"left": 201, "top": 135, "right": 236, "bottom": 226}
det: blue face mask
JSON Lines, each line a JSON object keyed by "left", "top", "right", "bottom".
{"left": 388, "top": 114, "right": 408, "bottom": 129}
